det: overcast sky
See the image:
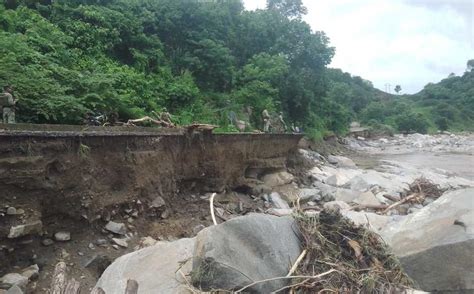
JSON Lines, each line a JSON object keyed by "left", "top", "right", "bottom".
{"left": 243, "top": 0, "right": 474, "bottom": 94}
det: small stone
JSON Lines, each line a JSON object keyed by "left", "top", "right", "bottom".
{"left": 95, "top": 239, "right": 108, "bottom": 246}
{"left": 150, "top": 196, "right": 166, "bottom": 208}
{"left": 112, "top": 245, "right": 120, "bottom": 250}
{"left": 60, "top": 249, "right": 70, "bottom": 259}
{"left": 127, "top": 218, "right": 134, "bottom": 224}
{"left": 20, "top": 264, "right": 39, "bottom": 281}
{"left": 111, "top": 238, "right": 128, "bottom": 248}
{"left": 138, "top": 236, "right": 157, "bottom": 248}
{"left": 104, "top": 221, "right": 127, "bottom": 235}
{"left": 41, "top": 238, "right": 54, "bottom": 246}
{"left": 193, "top": 224, "right": 206, "bottom": 235}
{"left": 88, "top": 243, "right": 95, "bottom": 250}
{"left": 323, "top": 201, "right": 351, "bottom": 212}
{"left": 6, "top": 207, "right": 17, "bottom": 215}
{"left": 77, "top": 251, "right": 84, "bottom": 256}
{"left": 160, "top": 209, "right": 170, "bottom": 219}
{"left": 0, "top": 273, "right": 28, "bottom": 290}
{"left": 54, "top": 231, "right": 71, "bottom": 242}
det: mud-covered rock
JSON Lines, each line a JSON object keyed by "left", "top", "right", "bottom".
{"left": 95, "top": 238, "right": 195, "bottom": 293}
{"left": 54, "top": 231, "right": 71, "bottom": 242}
{"left": 261, "top": 171, "right": 294, "bottom": 187}
{"left": 192, "top": 214, "right": 301, "bottom": 292}
{"left": 7, "top": 221, "right": 42, "bottom": 239}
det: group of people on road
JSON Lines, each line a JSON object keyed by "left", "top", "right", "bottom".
{"left": 1, "top": 84, "right": 302, "bottom": 133}
{"left": 0, "top": 85, "right": 17, "bottom": 124}
{"left": 261, "top": 108, "right": 301, "bottom": 134}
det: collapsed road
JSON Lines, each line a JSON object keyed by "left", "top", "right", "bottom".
{"left": 0, "top": 123, "right": 303, "bottom": 292}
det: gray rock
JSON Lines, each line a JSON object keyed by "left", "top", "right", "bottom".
{"left": 261, "top": 171, "right": 294, "bottom": 187}
{"left": 8, "top": 221, "right": 42, "bottom": 239}
{"left": 6, "top": 207, "right": 17, "bottom": 215}
{"left": 266, "top": 208, "right": 293, "bottom": 216}
{"left": 353, "top": 191, "right": 381, "bottom": 206}
{"left": 0, "top": 274, "right": 28, "bottom": 290}
{"left": 327, "top": 155, "right": 357, "bottom": 168}
{"left": 20, "top": 265, "right": 39, "bottom": 281}
{"left": 111, "top": 238, "right": 128, "bottom": 248}
{"left": 383, "top": 188, "right": 474, "bottom": 292}
{"left": 54, "top": 231, "right": 71, "bottom": 242}
{"left": 6, "top": 285, "right": 23, "bottom": 294}
{"left": 268, "top": 192, "right": 290, "bottom": 209}
{"left": 41, "top": 239, "right": 54, "bottom": 246}
{"left": 105, "top": 221, "right": 127, "bottom": 235}
{"left": 192, "top": 214, "right": 301, "bottom": 292}
{"left": 150, "top": 196, "right": 166, "bottom": 208}
{"left": 95, "top": 238, "right": 195, "bottom": 294}
{"left": 323, "top": 201, "right": 351, "bottom": 212}
{"left": 95, "top": 239, "right": 108, "bottom": 246}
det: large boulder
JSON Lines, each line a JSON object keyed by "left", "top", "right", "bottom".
{"left": 192, "top": 214, "right": 301, "bottom": 292}
{"left": 94, "top": 238, "right": 195, "bottom": 294}
{"left": 384, "top": 188, "right": 474, "bottom": 292}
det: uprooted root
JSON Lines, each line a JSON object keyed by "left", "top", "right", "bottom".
{"left": 405, "top": 177, "right": 444, "bottom": 200}
{"left": 290, "top": 211, "right": 413, "bottom": 293}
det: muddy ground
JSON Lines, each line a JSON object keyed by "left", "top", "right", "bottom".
{"left": 0, "top": 130, "right": 301, "bottom": 293}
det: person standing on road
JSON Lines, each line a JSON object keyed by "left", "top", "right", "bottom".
{"left": 262, "top": 108, "right": 271, "bottom": 132}
{"left": 278, "top": 111, "right": 287, "bottom": 132}
{"left": 1, "top": 85, "right": 17, "bottom": 124}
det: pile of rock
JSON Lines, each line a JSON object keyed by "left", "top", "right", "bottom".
{"left": 92, "top": 149, "right": 473, "bottom": 293}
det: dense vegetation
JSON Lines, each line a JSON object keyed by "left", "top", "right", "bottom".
{"left": 0, "top": 0, "right": 472, "bottom": 136}
{"left": 360, "top": 68, "right": 474, "bottom": 134}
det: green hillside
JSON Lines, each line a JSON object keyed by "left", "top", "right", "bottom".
{"left": 0, "top": 0, "right": 472, "bottom": 136}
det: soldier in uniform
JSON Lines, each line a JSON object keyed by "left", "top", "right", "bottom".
{"left": 1, "top": 85, "right": 17, "bottom": 124}
{"left": 160, "top": 107, "right": 173, "bottom": 126}
{"left": 278, "top": 111, "right": 287, "bottom": 132}
{"left": 262, "top": 108, "right": 271, "bottom": 132}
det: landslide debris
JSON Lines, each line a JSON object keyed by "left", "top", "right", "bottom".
{"left": 291, "top": 210, "right": 413, "bottom": 293}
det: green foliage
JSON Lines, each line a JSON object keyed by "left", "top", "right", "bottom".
{"left": 0, "top": 0, "right": 470, "bottom": 136}
{"left": 395, "top": 112, "right": 430, "bottom": 134}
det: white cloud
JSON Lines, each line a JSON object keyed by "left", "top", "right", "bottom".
{"left": 243, "top": 0, "right": 474, "bottom": 94}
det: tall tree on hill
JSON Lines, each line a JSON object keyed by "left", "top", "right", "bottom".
{"left": 267, "top": 0, "right": 307, "bottom": 19}
{"left": 394, "top": 85, "right": 402, "bottom": 95}
{"left": 467, "top": 59, "right": 474, "bottom": 72}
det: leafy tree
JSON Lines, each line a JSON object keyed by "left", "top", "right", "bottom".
{"left": 267, "top": 0, "right": 307, "bottom": 19}
{"left": 467, "top": 59, "right": 474, "bottom": 72}
{"left": 394, "top": 85, "right": 401, "bottom": 94}
{"left": 395, "top": 112, "right": 430, "bottom": 134}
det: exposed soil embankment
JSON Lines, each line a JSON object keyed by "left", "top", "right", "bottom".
{"left": 0, "top": 126, "right": 302, "bottom": 292}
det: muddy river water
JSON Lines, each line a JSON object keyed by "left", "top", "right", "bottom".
{"left": 383, "top": 152, "right": 474, "bottom": 181}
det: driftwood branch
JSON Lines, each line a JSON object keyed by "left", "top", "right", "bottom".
{"left": 286, "top": 249, "right": 307, "bottom": 277}
{"left": 210, "top": 193, "right": 218, "bottom": 225}
{"left": 382, "top": 193, "right": 423, "bottom": 214}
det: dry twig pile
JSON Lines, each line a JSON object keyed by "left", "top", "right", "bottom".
{"left": 290, "top": 211, "right": 413, "bottom": 293}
